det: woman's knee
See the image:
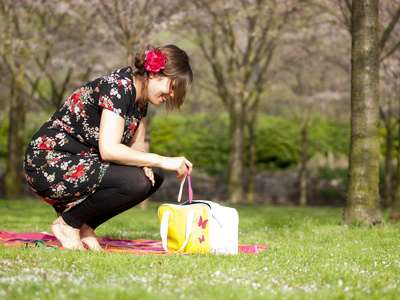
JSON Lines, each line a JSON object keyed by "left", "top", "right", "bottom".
{"left": 153, "top": 167, "right": 164, "bottom": 186}
{"left": 118, "top": 167, "right": 164, "bottom": 196}
{"left": 101, "top": 165, "right": 164, "bottom": 196}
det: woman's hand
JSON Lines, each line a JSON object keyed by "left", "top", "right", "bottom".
{"left": 142, "top": 167, "right": 155, "bottom": 186}
{"left": 160, "top": 156, "right": 193, "bottom": 180}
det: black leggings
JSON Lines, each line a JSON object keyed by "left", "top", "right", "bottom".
{"left": 62, "top": 164, "right": 164, "bottom": 229}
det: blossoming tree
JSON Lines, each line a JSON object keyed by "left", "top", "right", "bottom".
{"left": 183, "top": 0, "right": 300, "bottom": 203}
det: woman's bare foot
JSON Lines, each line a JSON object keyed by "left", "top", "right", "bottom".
{"left": 80, "top": 223, "right": 102, "bottom": 252}
{"left": 51, "top": 216, "right": 85, "bottom": 250}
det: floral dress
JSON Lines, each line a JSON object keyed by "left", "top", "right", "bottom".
{"left": 24, "top": 67, "right": 148, "bottom": 215}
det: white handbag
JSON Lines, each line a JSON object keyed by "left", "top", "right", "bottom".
{"left": 158, "top": 173, "right": 239, "bottom": 254}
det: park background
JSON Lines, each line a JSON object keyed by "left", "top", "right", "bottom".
{"left": 0, "top": 0, "right": 400, "bottom": 220}
{"left": 1, "top": 1, "right": 400, "bottom": 299}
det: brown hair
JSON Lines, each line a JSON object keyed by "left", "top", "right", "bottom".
{"left": 133, "top": 45, "right": 193, "bottom": 111}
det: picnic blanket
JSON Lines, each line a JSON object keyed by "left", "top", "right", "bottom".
{"left": 0, "top": 230, "right": 268, "bottom": 255}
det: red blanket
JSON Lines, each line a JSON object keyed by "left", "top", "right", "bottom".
{"left": 0, "top": 230, "right": 268, "bottom": 255}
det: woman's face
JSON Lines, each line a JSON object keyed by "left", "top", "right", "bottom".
{"left": 147, "top": 74, "right": 174, "bottom": 106}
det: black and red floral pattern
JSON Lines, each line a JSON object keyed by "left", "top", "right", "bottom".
{"left": 24, "top": 67, "right": 148, "bottom": 215}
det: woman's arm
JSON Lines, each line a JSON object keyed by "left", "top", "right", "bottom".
{"left": 126, "top": 117, "right": 154, "bottom": 185}
{"left": 127, "top": 117, "right": 148, "bottom": 152}
{"left": 98, "top": 109, "right": 192, "bottom": 178}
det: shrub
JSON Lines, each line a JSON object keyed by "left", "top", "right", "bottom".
{"left": 150, "top": 114, "right": 229, "bottom": 174}
{"left": 150, "top": 114, "right": 351, "bottom": 175}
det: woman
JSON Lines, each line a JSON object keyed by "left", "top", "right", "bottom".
{"left": 24, "top": 45, "right": 193, "bottom": 251}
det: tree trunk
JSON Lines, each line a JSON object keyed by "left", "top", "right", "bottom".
{"left": 5, "top": 77, "right": 25, "bottom": 199}
{"left": 328, "top": 149, "right": 335, "bottom": 169}
{"left": 246, "top": 109, "right": 256, "bottom": 204}
{"left": 299, "top": 120, "right": 308, "bottom": 206}
{"left": 342, "top": 0, "right": 382, "bottom": 225}
{"left": 227, "top": 101, "right": 245, "bottom": 204}
{"left": 383, "top": 107, "right": 393, "bottom": 207}
{"left": 389, "top": 91, "right": 400, "bottom": 222}
{"left": 389, "top": 148, "right": 400, "bottom": 221}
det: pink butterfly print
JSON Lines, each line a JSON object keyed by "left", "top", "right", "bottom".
{"left": 198, "top": 216, "right": 208, "bottom": 229}
{"left": 198, "top": 235, "right": 205, "bottom": 243}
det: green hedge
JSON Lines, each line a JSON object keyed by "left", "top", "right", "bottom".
{"left": 254, "top": 116, "right": 300, "bottom": 169}
{"left": 150, "top": 114, "right": 351, "bottom": 174}
{"left": 0, "top": 112, "right": 351, "bottom": 174}
{"left": 150, "top": 114, "right": 230, "bottom": 174}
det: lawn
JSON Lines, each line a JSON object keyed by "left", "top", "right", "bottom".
{"left": 0, "top": 199, "right": 399, "bottom": 300}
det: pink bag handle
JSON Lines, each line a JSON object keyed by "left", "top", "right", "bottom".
{"left": 177, "top": 167, "right": 193, "bottom": 203}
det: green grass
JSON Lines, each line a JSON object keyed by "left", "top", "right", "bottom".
{"left": 0, "top": 200, "right": 399, "bottom": 300}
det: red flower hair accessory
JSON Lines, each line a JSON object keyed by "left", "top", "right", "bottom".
{"left": 145, "top": 50, "right": 166, "bottom": 73}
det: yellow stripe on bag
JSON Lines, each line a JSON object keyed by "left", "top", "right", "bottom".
{"left": 159, "top": 204, "right": 211, "bottom": 253}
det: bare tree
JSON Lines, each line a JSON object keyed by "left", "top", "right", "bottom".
{"left": 0, "top": 0, "right": 109, "bottom": 199}
{"left": 93, "top": 0, "right": 179, "bottom": 67}
{"left": 388, "top": 57, "right": 400, "bottom": 221}
{"left": 183, "top": 0, "right": 299, "bottom": 203}
{"left": 378, "top": 2, "right": 400, "bottom": 207}
{"left": 379, "top": 61, "right": 399, "bottom": 207}
{"left": 0, "top": 0, "right": 34, "bottom": 199}
{"left": 25, "top": 0, "right": 101, "bottom": 112}
{"left": 267, "top": 3, "right": 352, "bottom": 205}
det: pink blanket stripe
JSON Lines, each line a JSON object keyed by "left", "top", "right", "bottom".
{"left": 0, "top": 230, "right": 268, "bottom": 255}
